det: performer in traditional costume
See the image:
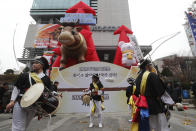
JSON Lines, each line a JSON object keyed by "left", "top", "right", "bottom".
{"left": 133, "top": 59, "right": 169, "bottom": 131}
{"left": 6, "top": 56, "right": 55, "bottom": 131}
{"left": 88, "top": 74, "right": 104, "bottom": 128}
{"left": 126, "top": 77, "right": 136, "bottom": 122}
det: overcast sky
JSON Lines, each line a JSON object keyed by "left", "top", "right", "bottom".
{"left": 0, "top": 0, "right": 193, "bottom": 73}
{"left": 129, "top": 0, "right": 193, "bottom": 60}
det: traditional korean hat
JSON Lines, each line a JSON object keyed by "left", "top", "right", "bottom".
{"left": 139, "top": 59, "right": 152, "bottom": 69}
{"left": 33, "top": 56, "right": 49, "bottom": 73}
{"left": 127, "top": 77, "right": 135, "bottom": 85}
{"left": 92, "top": 74, "right": 99, "bottom": 79}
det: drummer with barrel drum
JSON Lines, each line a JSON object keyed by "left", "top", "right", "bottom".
{"left": 6, "top": 56, "right": 61, "bottom": 131}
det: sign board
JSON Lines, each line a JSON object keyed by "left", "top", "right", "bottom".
{"left": 43, "top": 51, "right": 54, "bottom": 65}
{"left": 57, "top": 91, "right": 127, "bottom": 113}
{"left": 33, "top": 24, "right": 61, "bottom": 48}
{"left": 50, "top": 61, "right": 131, "bottom": 89}
{"left": 60, "top": 13, "right": 96, "bottom": 25}
{"left": 90, "top": 26, "right": 120, "bottom": 32}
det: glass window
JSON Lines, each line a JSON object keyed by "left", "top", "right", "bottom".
{"left": 32, "top": 0, "right": 90, "bottom": 9}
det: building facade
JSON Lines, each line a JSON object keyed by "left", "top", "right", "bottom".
{"left": 18, "top": 0, "right": 152, "bottom": 65}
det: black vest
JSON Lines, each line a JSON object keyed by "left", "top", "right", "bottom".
{"left": 89, "top": 81, "right": 103, "bottom": 101}
{"left": 15, "top": 72, "right": 54, "bottom": 94}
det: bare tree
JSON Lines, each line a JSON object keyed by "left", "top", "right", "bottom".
{"left": 162, "top": 55, "right": 196, "bottom": 82}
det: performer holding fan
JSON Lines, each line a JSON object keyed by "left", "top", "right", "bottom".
{"left": 87, "top": 74, "right": 105, "bottom": 128}
{"left": 6, "top": 57, "right": 58, "bottom": 131}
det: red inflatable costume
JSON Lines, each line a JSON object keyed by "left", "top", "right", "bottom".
{"left": 113, "top": 25, "right": 137, "bottom": 69}
{"left": 52, "top": 1, "right": 99, "bottom": 68}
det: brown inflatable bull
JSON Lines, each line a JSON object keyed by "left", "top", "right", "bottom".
{"left": 57, "top": 20, "right": 87, "bottom": 67}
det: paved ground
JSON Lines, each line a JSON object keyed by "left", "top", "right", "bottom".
{"left": 1, "top": 109, "right": 196, "bottom": 131}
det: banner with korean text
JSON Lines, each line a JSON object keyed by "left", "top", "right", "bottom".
{"left": 186, "top": 12, "right": 196, "bottom": 56}
{"left": 50, "top": 62, "right": 138, "bottom": 113}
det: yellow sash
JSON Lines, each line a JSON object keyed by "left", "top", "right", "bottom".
{"left": 91, "top": 102, "right": 95, "bottom": 114}
{"left": 91, "top": 82, "right": 105, "bottom": 113}
{"left": 130, "top": 122, "right": 139, "bottom": 131}
{"left": 92, "top": 82, "right": 99, "bottom": 91}
{"left": 130, "top": 71, "right": 150, "bottom": 130}
{"left": 128, "top": 85, "right": 136, "bottom": 105}
{"left": 128, "top": 85, "right": 136, "bottom": 118}
{"left": 140, "top": 71, "right": 150, "bottom": 95}
{"left": 133, "top": 85, "right": 136, "bottom": 95}
{"left": 30, "top": 73, "right": 42, "bottom": 83}
{"left": 129, "top": 96, "right": 136, "bottom": 118}
{"left": 91, "top": 101, "right": 105, "bottom": 114}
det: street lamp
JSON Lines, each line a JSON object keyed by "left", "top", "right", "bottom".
{"left": 13, "top": 23, "right": 20, "bottom": 70}
{"left": 144, "top": 31, "right": 181, "bottom": 60}
{"left": 149, "top": 31, "right": 181, "bottom": 57}
{"left": 149, "top": 32, "right": 181, "bottom": 46}
{"left": 145, "top": 31, "right": 181, "bottom": 75}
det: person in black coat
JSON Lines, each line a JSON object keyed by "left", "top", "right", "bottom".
{"left": 191, "top": 81, "right": 196, "bottom": 99}
{"left": 6, "top": 56, "right": 55, "bottom": 131}
{"left": 1, "top": 83, "right": 9, "bottom": 113}
{"left": 88, "top": 74, "right": 104, "bottom": 128}
{"left": 126, "top": 77, "right": 135, "bottom": 122}
{"left": 0, "top": 83, "right": 8, "bottom": 113}
{"left": 172, "top": 83, "right": 182, "bottom": 103}
{"left": 166, "top": 82, "right": 174, "bottom": 110}
{"left": 135, "top": 59, "right": 169, "bottom": 131}
{"left": 126, "top": 77, "right": 135, "bottom": 104}
{"left": 166, "top": 82, "right": 173, "bottom": 96}
{"left": 53, "top": 81, "right": 59, "bottom": 92}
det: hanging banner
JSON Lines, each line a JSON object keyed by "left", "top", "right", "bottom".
{"left": 33, "top": 24, "right": 61, "bottom": 48}
{"left": 185, "top": 12, "right": 196, "bottom": 56}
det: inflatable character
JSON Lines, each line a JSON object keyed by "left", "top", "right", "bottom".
{"left": 119, "top": 41, "right": 137, "bottom": 67}
{"left": 113, "top": 25, "right": 138, "bottom": 69}
{"left": 51, "top": 1, "right": 99, "bottom": 68}
{"left": 57, "top": 21, "right": 87, "bottom": 67}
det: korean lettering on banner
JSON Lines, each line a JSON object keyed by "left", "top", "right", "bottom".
{"left": 34, "top": 38, "right": 50, "bottom": 48}
{"left": 60, "top": 13, "right": 96, "bottom": 25}
{"left": 72, "top": 66, "right": 118, "bottom": 78}
{"left": 72, "top": 94, "right": 109, "bottom": 100}
{"left": 34, "top": 24, "right": 60, "bottom": 48}
{"left": 186, "top": 12, "right": 196, "bottom": 54}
